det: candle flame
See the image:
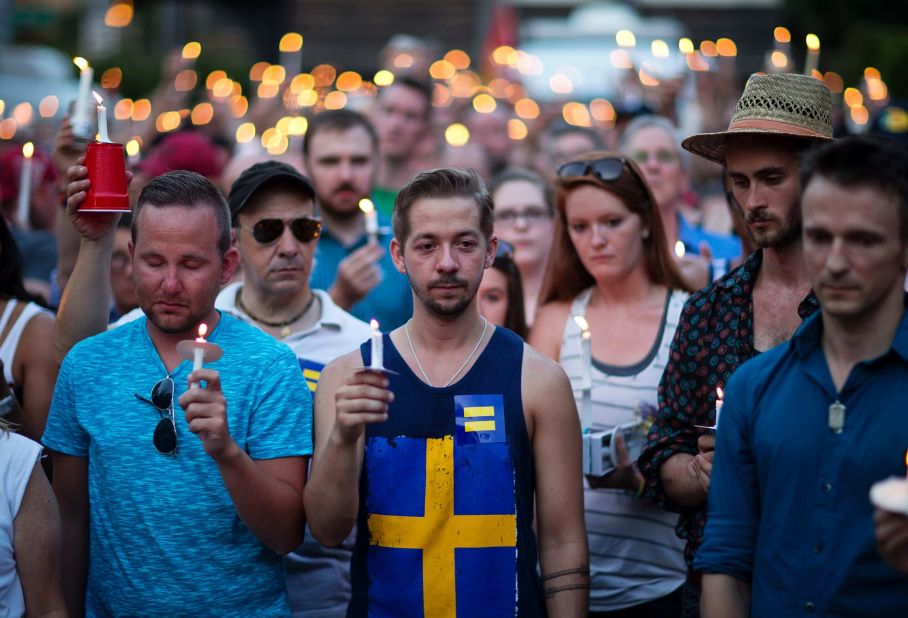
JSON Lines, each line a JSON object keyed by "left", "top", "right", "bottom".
{"left": 370, "top": 319, "right": 379, "bottom": 331}
{"left": 22, "top": 142, "right": 34, "bottom": 158}
{"left": 774, "top": 27, "right": 791, "bottom": 44}
{"left": 92, "top": 91, "right": 104, "bottom": 106}
{"left": 904, "top": 449, "right": 908, "bottom": 469}
{"left": 197, "top": 323, "right": 208, "bottom": 339}
{"left": 717, "top": 386, "right": 724, "bottom": 400}
{"left": 805, "top": 34, "right": 820, "bottom": 51}
{"left": 73, "top": 57, "right": 89, "bottom": 72}
{"left": 572, "top": 315, "right": 590, "bottom": 333}
{"left": 359, "top": 198, "right": 375, "bottom": 215}
{"left": 125, "top": 139, "right": 140, "bottom": 157}
{"left": 674, "top": 240, "right": 686, "bottom": 257}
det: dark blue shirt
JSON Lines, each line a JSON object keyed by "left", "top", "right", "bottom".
{"left": 310, "top": 210, "right": 412, "bottom": 330}
{"left": 696, "top": 304, "right": 908, "bottom": 616}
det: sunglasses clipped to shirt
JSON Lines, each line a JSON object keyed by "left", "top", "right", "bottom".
{"left": 135, "top": 377, "right": 177, "bottom": 455}
{"left": 244, "top": 217, "right": 322, "bottom": 245}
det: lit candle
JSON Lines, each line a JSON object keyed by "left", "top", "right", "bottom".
{"left": 674, "top": 240, "right": 686, "bottom": 258}
{"left": 72, "top": 57, "right": 95, "bottom": 138}
{"left": 573, "top": 315, "right": 593, "bottom": 432}
{"left": 804, "top": 34, "right": 821, "bottom": 76}
{"left": 191, "top": 323, "right": 208, "bottom": 388}
{"left": 369, "top": 319, "right": 383, "bottom": 369}
{"left": 93, "top": 91, "right": 110, "bottom": 143}
{"left": 715, "top": 386, "right": 724, "bottom": 428}
{"left": 16, "top": 142, "right": 34, "bottom": 228}
{"left": 359, "top": 198, "right": 379, "bottom": 246}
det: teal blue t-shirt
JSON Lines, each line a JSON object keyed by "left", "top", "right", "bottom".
{"left": 42, "top": 312, "right": 312, "bottom": 617}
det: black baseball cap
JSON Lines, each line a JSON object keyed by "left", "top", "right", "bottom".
{"left": 228, "top": 161, "right": 316, "bottom": 223}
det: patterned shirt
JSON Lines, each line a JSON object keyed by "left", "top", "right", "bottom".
{"left": 637, "top": 250, "right": 819, "bottom": 567}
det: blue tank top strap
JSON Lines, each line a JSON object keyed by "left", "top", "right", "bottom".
{"left": 350, "top": 327, "right": 545, "bottom": 617}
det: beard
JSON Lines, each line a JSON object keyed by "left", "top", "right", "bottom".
{"left": 316, "top": 182, "right": 368, "bottom": 222}
{"left": 744, "top": 199, "right": 802, "bottom": 250}
{"left": 408, "top": 272, "right": 480, "bottom": 320}
{"left": 135, "top": 279, "right": 221, "bottom": 336}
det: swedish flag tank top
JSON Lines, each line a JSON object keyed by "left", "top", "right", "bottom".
{"left": 348, "top": 326, "right": 545, "bottom": 617}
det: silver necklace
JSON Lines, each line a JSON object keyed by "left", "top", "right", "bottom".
{"left": 406, "top": 318, "right": 488, "bottom": 388}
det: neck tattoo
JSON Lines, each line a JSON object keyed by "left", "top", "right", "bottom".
{"left": 236, "top": 289, "right": 317, "bottom": 338}
{"left": 406, "top": 317, "right": 489, "bottom": 388}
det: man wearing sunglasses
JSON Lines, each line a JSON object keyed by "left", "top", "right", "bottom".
{"left": 223, "top": 160, "right": 373, "bottom": 618}
{"left": 46, "top": 170, "right": 313, "bottom": 617}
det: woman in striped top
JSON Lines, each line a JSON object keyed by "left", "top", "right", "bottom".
{"left": 530, "top": 152, "right": 694, "bottom": 617}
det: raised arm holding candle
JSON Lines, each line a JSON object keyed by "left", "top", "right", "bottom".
{"left": 81, "top": 91, "right": 130, "bottom": 213}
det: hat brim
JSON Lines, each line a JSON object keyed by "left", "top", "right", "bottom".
{"left": 682, "top": 128, "right": 833, "bottom": 166}
{"left": 229, "top": 170, "right": 316, "bottom": 222}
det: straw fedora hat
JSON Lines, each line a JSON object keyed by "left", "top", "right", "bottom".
{"left": 682, "top": 73, "right": 834, "bottom": 165}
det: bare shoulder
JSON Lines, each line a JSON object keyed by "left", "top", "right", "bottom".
{"left": 521, "top": 342, "right": 573, "bottom": 400}
{"left": 527, "top": 300, "right": 572, "bottom": 359}
{"left": 18, "top": 311, "right": 55, "bottom": 365}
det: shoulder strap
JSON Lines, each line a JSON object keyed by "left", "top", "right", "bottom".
{"left": 0, "top": 299, "right": 19, "bottom": 349}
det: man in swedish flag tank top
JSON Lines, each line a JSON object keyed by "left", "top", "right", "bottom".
{"left": 305, "top": 168, "right": 589, "bottom": 617}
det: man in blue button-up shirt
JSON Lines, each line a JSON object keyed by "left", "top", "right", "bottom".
{"left": 699, "top": 136, "right": 908, "bottom": 616}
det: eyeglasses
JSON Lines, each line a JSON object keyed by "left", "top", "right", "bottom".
{"left": 630, "top": 149, "right": 678, "bottom": 165}
{"left": 495, "top": 207, "right": 552, "bottom": 227}
{"left": 135, "top": 377, "right": 177, "bottom": 455}
{"left": 244, "top": 217, "right": 322, "bottom": 245}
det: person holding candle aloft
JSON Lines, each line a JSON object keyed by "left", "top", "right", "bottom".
{"left": 698, "top": 136, "right": 908, "bottom": 616}
{"left": 306, "top": 168, "right": 588, "bottom": 617}
{"left": 637, "top": 73, "right": 832, "bottom": 617}
{"left": 529, "top": 152, "right": 693, "bottom": 616}
{"left": 43, "top": 171, "right": 313, "bottom": 617}
{"left": 304, "top": 110, "right": 413, "bottom": 330}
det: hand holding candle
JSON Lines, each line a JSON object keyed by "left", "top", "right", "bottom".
{"left": 359, "top": 198, "right": 379, "bottom": 246}
{"left": 176, "top": 323, "right": 223, "bottom": 389}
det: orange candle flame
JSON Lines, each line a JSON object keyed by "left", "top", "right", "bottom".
{"left": 717, "top": 386, "right": 724, "bottom": 400}
{"left": 196, "top": 323, "right": 208, "bottom": 341}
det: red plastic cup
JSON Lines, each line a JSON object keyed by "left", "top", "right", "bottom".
{"left": 81, "top": 141, "right": 130, "bottom": 212}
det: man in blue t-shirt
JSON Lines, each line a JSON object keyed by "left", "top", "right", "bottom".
{"left": 303, "top": 109, "right": 412, "bottom": 330}
{"left": 44, "top": 171, "right": 312, "bottom": 617}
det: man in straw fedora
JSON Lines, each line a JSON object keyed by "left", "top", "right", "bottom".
{"left": 637, "top": 72, "right": 834, "bottom": 616}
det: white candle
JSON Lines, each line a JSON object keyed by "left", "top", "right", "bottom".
{"left": 369, "top": 319, "right": 383, "bottom": 369}
{"left": 93, "top": 91, "right": 109, "bottom": 143}
{"left": 715, "top": 386, "right": 724, "bottom": 428}
{"left": 360, "top": 198, "right": 379, "bottom": 246}
{"left": 573, "top": 315, "right": 593, "bottom": 432}
{"left": 16, "top": 142, "right": 33, "bottom": 228}
{"left": 72, "top": 57, "right": 94, "bottom": 138}
{"left": 191, "top": 323, "right": 208, "bottom": 389}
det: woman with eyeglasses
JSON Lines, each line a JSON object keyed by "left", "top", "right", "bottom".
{"left": 0, "top": 215, "right": 56, "bottom": 440}
{"left": 530, "top": 152, "right": 692, "bottom": 617}
{"left": 477, "top": 241, "right": 528, "bottom": 339}
{"left": 489, "top": 168, "right": 556, "bottom": 327}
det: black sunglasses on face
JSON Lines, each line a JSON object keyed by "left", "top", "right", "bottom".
{"left": 135, "top": 377, "right": 177, "bottom": 455}
{"left": 245, "top": 217, "right": 322, "bottom": 245}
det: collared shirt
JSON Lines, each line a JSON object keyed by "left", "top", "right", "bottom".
{"left": 638, "top": 250, "right": 819, "bottom": 566}
{"left": 310, "top": 210, "right": 413, "bottom": 330}
{"left": 696, "top": 304, "right": 908, "bottom": 616}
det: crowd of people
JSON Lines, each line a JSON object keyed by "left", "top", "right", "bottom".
{"left": 1, "top": 34, "right": 908, "bottom": 618}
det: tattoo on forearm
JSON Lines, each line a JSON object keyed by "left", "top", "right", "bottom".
{"left": 541, "top": 565, "right": 590, "bottom": 582}
{"left": 544, "top": 583, "right": 591, "bottom": 599}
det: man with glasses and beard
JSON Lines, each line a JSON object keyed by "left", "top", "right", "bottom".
{"left": 305, "top": 168, "right": 588, "bottom": 617}
{"left": 637, "top": 73, "right": 834, "bottom": 616}
{"left": 304, "top": 109, "right": 413, "bottom": 330}
{"left": 44, "top": 171, "right": 312, "bottom": 617}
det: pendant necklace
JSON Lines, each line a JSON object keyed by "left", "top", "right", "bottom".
{"left": 406, "top": 318, "right": 488, "bottom": 388}
{"left": 237, "top": 290, "right": 316, "bottom": 338}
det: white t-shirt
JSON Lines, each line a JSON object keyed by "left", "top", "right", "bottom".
{"left": 0, "top": 431, "right": 42, "bottom": 617}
